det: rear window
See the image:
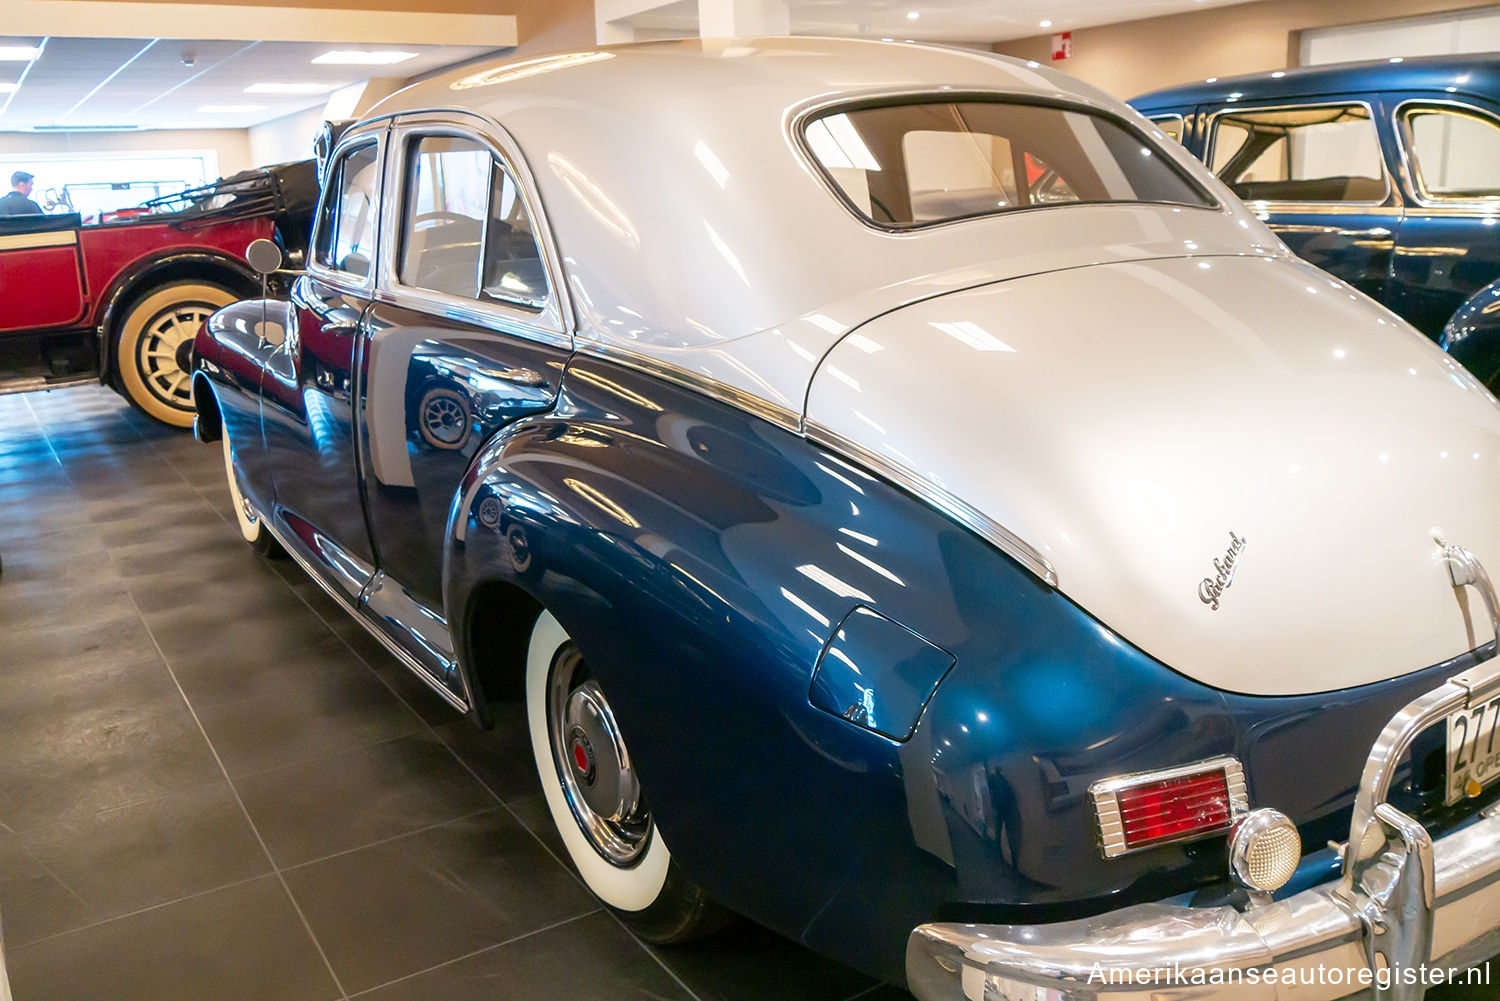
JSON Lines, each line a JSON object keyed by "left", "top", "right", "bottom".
{"left": 802, "top": 98, "right": 1211, "bottom": 228}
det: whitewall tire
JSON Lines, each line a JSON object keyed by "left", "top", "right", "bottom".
{"left": 116, "top": 281, "right": 236, "bottom": 427}
{"left": 525, "top": 610, "right": 728, "bottom": 941}
{"left": 221, "top": 419, "right": 281, "bottom": 558}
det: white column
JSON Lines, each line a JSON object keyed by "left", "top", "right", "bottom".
{"left": 697, "top": 0, "right": 790, "bottom": 39}
{"left": 596, "top": 0, "right": 677, "bottom": 44}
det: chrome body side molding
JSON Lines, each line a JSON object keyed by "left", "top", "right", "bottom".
{"left": 804, "top": 419, "right": 1057, "bottom": 587}
{"left": 261, "top": 515, "right": 469, "bottom": 714}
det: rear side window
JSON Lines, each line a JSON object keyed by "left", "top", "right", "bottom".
{"left": 1403, "top": 105, "right": 1500, "bottom": 201}
{"left": 802, "top": 99, "right": 1210, "bottom": 228}
{"left": 313, "top": 142, "right": 380, "bottom": 278}
{"left": 399, "top": 134, "right": 549, "bottom": 309}
{"left": 1209, "top": 104, "right": 1386, "bottom": 204}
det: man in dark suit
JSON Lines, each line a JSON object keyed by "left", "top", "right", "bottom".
{"left": 0, "top": 171, "right": 42, "bottom": 215}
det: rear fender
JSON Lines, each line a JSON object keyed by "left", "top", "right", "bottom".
{"left": 1442, "top": 278, "right": 1500, "bottom": 394}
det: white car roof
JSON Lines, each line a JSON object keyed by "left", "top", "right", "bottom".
{"left": 372, "top": 38, "right": 1279, "bottom": 425}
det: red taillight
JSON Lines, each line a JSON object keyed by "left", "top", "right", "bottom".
{"left": 1089, "top": 757, "right": 1247, "bottom": 858}
{"left": 1116, "top": 771, "right": 1231, "bottom": 849}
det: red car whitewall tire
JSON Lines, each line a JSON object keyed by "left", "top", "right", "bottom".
{"left": 116, "top": 281, "right": 236, "bottom": 427}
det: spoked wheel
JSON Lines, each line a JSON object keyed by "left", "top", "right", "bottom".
{"left": 116, "top": 281, "right": 237, "bottom": 427}
{"left": 220, "top": 419, "right": 282, "bottom": 558}
{"left": 526, "top": 611, "right": 729, "bottom": 942}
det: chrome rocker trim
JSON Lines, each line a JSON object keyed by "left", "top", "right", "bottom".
{"left": 907, "top": 659, "right": 1500, "bottom": 1001}
{"left": 259, "top": 512, "right": 471, "bottom": 715}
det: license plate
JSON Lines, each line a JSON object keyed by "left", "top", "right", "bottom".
{"left": 1446, "top": 695, "right": 1500, "bottom": 805}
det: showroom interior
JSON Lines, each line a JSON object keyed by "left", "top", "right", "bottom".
{"left": 6, "top": 0, "right": 1500, "bottom": 999}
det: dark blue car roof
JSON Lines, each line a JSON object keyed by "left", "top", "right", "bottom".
{"left": 1132, "top": 53, "right": 1500, "bottom": 113}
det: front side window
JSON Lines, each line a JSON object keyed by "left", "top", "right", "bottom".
{"left": 803, "top": 99, "right": 1210, "bottom": 228}
{"left": 399, "top": 133, "right": 548, "bottom": 309}
{"left": 313, "top": 142, "right": 380, "bottom": 278}
{"left": 1403, "top": 105, "right": 1500, "bottom": 201}
{"left": 1209, "top": 104, "right": 1386, "bottom": 204}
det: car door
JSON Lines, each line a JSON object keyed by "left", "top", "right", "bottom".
{"left": 1386, "top": 96, "right": 1500, "bottom": 340}
{"left": 1203, "top": 98, "right": 1400, "bottom": 303}
{"left": 357, "top": 116, "right": 571, "bottom": 695}
{"left": 261, "top": 128, "right": 385, "bottom": 601}
{"left": 0, "top": 215, "right": 86, "bottom": 332}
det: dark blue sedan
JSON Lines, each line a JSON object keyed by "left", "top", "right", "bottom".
{"left": 1133, "top": 55, "right": 1500, "bottom": 388}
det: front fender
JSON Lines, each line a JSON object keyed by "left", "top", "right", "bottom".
{"left": 1442, "top": 277, "right": 1500, "bottom": 393}
{"left": 192, "top": 298, "right": 291, "bottom": 519}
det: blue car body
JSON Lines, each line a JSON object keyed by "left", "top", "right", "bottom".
{"left": 1132, "top": 55, "right": 1500, "bottom": 388}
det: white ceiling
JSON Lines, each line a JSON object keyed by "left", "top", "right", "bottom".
{"left": 633, "top": 0, "right": 1259, "bottom": 43}
{"left": 0, "top": 35, "right": 499, "bottom": 131}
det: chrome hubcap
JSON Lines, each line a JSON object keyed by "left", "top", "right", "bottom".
{"left": 139, "top": 303, "right": 214, "bottom": 409}
{"left": 420, "top": 391, "right": 468, "bottom": 447}
{"left": 548, "top": 647, "right": 650, "bottom": 865}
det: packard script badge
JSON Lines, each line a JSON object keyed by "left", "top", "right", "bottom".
{"left": 1198, "top": 532, "right": 1247, "bottom": 611}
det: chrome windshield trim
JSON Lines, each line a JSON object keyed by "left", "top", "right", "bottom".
{"left": 1205, "top": 98, "right": 1396, "bottom": 209}
{"left": 306, "top": 125, "right": 388, "bottom": 296}
{"left": 575, "top": 342, "right": 802, "bottom": 432}
{"left": 1089, "top": 755, "right": 1249, "bottom": 859}
{"left": 803, "top": 419, "right": 1057, "bottom": 587}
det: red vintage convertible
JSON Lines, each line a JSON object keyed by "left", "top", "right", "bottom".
{"left": 0, "top": 161, "right": 315, "bottom": 426}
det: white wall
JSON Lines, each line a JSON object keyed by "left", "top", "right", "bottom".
{"left": 1302, "top": 7, "right": 1500, "bottom": 63}
{"left": 0, "top": 128, "right": 252, "bottom": 177}
{"left": 248, "top": 106, "right": 326, "bottom": 167}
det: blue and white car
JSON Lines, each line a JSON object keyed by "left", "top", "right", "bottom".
{"left": 192, "top": 38, "right": 1500, "bottom": 999}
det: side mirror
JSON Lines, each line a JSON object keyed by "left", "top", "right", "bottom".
{"left": 246, "top": 238, "right": 283, "bottom": 276}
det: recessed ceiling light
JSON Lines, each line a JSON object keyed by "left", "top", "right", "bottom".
{"left": 0, "top": 46, "right": 41, "bottom": 62}
{"left": 198, "top": 104, "right": 264, "bottom": 113}
{"left": 906, "top": 10, "right": 919, "bottom": 19}
{"left": 881, "top": 36, "right": 894, "bottom": 42}
{"left": 0, "top": 82, "right": 18, "bottom": 94}
{"left": 312, "top": 50, "right": 418, "bottom": 66}
{"left": 1205, "top": 77, "right": 1218, "bottom": 83}
{"left": 244, "top": 82, "right": 342, "bottom": 95}
{"left": 1271, "top": 70, "right": 1285, "bottom": 77}
{"left": 1039, "top": 19, "right": 1052, "bottom": 28}
{"left": 1389, "top": 56, "right": 1404, "bottom": 63}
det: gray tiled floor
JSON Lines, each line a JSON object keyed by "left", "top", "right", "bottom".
{"left": 0, "top": 386, "right": 901, "bottom": 1001}
{"left": 4, "top": 386, "right": 1497, "bottom": 1001}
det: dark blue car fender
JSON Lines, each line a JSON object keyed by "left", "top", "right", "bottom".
{"left": 1442, "top": 277, "right": 1500, "bottom": 392}
{"left": 435, "top": 355, "right": 1294, "bottom": 981}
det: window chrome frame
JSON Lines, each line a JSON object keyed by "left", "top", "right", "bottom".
{"left": 374, "top": 109, "right": 572, "bottom": 350}
{"left": 1391, "top": 97, "right": 1500, "bottom": 212}
{"left": 1204, "top": 98, "right": 1395, "bottom": 211}
{"left": 786, "top": 88, "right": 1220, "bottom": 235}
{"left": 306, "top": 122, "right": 389, "bottom": 298}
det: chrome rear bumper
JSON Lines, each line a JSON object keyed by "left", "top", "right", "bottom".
{"left": 908, "top": 660, "right": 1500, "bottom": 1001}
